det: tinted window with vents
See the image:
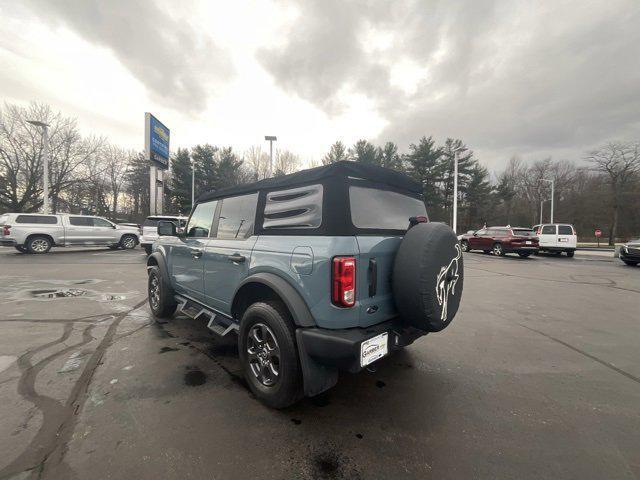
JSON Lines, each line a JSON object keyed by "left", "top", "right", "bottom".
{"left": 263, "top": 185, "right": 323, "bottom": 229}
{"left": 15, "top": 215, "right": 58, "bottom": 224}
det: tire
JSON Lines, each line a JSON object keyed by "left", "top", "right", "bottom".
{"left": 392, "top": 222, "right": 464, "bottom": 333}
{"left": 460, "top": 240, "right": 469, "bottom": 252}
{"left": 492, "top": 243, "right": 505, "bottom": 256}
{"left": 518, "top": 252, "right": 531, "bottom": 258}
{"left": 623, "top": 260, "right": 638, "bottom": 266}
{"left": 14, "top": 245, "right": 27, "bottom": 253}
{"left": 566, "top": 250, "right": 575, "bottom": 258}
{"left": 239, "top": 302, "right": 302, "bottom": 408}
{"left": 143, "top": 245, "right": 153, "bottom": 255}
{"left": 147, "top": 266, "right": 177, "bottom": 319}
{"left": 26, "top": 235, "right": 52, "bottom": 254}
{"left": 119, "top": 234, "right": 137, "bottom": 250}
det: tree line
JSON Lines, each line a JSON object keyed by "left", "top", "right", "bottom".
{"left": 1, "top": 101, "right": 639, "bottom": 243}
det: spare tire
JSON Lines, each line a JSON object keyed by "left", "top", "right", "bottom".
{"left": 392, "top": 222, "right": 463, "bottom": 332}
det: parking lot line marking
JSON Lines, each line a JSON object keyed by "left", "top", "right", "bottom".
{"left": 519, "top": 324, "right": 640, "bottom": 385}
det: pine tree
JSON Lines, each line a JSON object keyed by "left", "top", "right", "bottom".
{"left": 170, "top": 147, "right": 193, "bottom": 214}
{"left": 216, "top": 147, "right": 244, "bottom": 189}
{"left": 322, "top": 141, "right": 348, "bottom": 165}
{"left": 191, "top": 144, "right": 219, "bottom": 198}
{"left": 377, "top": 142, "right": 403, "bottom": 171}
{"left": 350, "top": 139, "right": 380, "bottom": 165}
{"left": 403, "top": 136, "right": 444, "bottom": 218}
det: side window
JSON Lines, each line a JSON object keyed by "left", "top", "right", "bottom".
{"left": 216, "top": 193, "right": 258, "bottom": 240}
{"left": 541, "top": 225, "right": 556, "bottom": 235}
{"left": 476, "top": 229, "right": 487, "bottom": 236}
{"left": 93, "top": 218, "right": 113, "bottom": 228}
{"left": 558, "top": 225, "right": 573, "bottom": 235}
{"left": 69, "top": 217, "right": 93, "bottom": 227}
{"left": 186, "top": 201, "right": 217, "bottom": 238}
{"left": 15, "top": 215, "right": 58, "bottom": 224}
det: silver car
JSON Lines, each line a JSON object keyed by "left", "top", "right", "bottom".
{"left": 0, "top": 213, "right": 140, "bottom": 254}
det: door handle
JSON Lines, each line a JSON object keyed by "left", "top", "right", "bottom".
{"left": 228, "top": 254, "right": 246, "bottom": 263}
{"left": 190, "top": 248, "right": 203, "bottom": 258}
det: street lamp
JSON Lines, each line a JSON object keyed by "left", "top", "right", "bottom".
{"left": 452, "top": 145, "right": 465, "bottom": 234}
{"left": 541, "top": 178, "right": 555, "bottom": 223}
{"left": 191, "top": 157, "right": 195, "bottom": 208}
{"left": 265, "top": 135, "right": 277, "bottom": 177}
{"left": 27, "top": 120, "right": 51, "bottom": 214}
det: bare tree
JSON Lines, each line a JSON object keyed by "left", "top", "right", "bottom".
{"left": 0, "top": 102, "right": 104, "bottom": 213}
{"left": 104, "top": 146, "right": 133, "bottom": 216}
{"left": 244, "top": 145, "right": 270, "bottom": 180}
{"left": 585, "top": 142, "right": 640, "bottom": 244}
{"left": 273, "top": 149, "right": 300, "bottom": 176}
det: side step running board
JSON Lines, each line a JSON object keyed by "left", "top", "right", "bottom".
{"left": 175, "top": 295, "right": 239, "bottom": 337}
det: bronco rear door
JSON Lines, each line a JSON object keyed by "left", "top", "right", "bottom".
{"left": 349, "top": 185, "right": 428, "bottom": 328}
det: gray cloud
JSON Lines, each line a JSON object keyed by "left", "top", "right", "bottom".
{"left": 22, "top": 0, "right": 234, "bottom": 114}
{"left": 260, "top": 0, "right": 640, "bottom": 167}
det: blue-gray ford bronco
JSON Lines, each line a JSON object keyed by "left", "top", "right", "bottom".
{"left": 147, "top": 161, "right": 463, "bottom": 408}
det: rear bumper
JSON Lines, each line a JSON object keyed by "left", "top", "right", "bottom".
{"left": 0, "top": 239, "right": 17, "bottom": 247}
{"left": 505, "top": 245, "right": 538, "bottom": 252}
{"left": 297, "top": 319, "right": 426, "bottom": 374}
{"left": 539, "top": 246, "right": 576, "bottom": 252}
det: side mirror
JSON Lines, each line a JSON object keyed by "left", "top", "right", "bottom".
{"left": 157, "top": 221, "right": 177, "bottom": 236}
{"left": 112, "top": 224, "right": 117, "bottom": 229}
{"left": 473, "top": 232, "right": 478, "bottom": 236}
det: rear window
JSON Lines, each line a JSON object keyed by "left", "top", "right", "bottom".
{"left": 349, "top": 187, "right": 427, "bottom": 230}
{"left": 143, "top": 217, "right": 185, "bottom": 227}
{"left": 15, "top": 215, "right": 58, "bottom": 224}
{"left": 512, "top": 229, "right": 536, "bottom": 237}
{"left": 541, "top": 225, "right": 556, "bottom": 234}
{"left": 558, "top": 225, "right": 574, "bottom": 235}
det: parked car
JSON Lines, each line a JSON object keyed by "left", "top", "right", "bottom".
{"left": 619, "top": 239, "right": 640, "bottom": 266}
{"left": 140, "top": 215, "right": 187, "bottom": 255}
{"left": 460, "top": 226, "right": 539, "bottom": 257}
{"left": 531, "top": 223, "right": 577, "bottom": 257}
{"left": 0, "top": 213, "right": 140, "bottom": 254}
{"left": 146, "top": 161, "right": 464, "bottom": 408}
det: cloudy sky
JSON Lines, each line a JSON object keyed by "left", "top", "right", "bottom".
{"left": 1, "top": 0, "right": 639, "bottom": 169}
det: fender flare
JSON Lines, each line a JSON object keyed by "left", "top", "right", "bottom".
{"left": 147, "top": 252, "right": 170, "bottom": 282}
{"left": 232, "top": 272, "right": 316, "bottom": 327}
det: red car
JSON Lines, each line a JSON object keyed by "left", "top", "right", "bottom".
{"left": 460, "top": 226, "right": 539, "bottom": 257}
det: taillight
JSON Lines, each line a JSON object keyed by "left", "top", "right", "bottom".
{"left": 571, "top": 226, "right": 576, "bottom": 235}
{"left": 2, "top": 225, "right": 10, "bottom": 236}
{"left": 332, "top": 257, "right": 356, "bottom": 308}
{"left": 536, "top": 228, "right": 541, "bottom": 235}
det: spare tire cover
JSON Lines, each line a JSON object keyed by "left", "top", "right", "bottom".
{"left": 392, "top": 222, "right": 463, "bottom": 332}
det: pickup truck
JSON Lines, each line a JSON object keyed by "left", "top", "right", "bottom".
{"left": 0, "top": 213, "right": 140, "bottom": 254}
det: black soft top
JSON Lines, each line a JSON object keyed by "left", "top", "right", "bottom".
{"left": 198, "top": 160, "right": 421, "bottom": 202}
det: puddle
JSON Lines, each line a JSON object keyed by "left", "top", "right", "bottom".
{"left": 32, "top": 288, "right": 87, "bottom": 299}
{"left": 184, "top": 367, "right": 207, "bottom": 386}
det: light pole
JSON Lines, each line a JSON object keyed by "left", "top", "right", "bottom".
{"left": 452, "top": 146, "right": 464, "bottom": 234}
{"left": 539, "top": 200, "right": 545, "bottom": 224}
{"left": 27, "top": 120, "right": 51, "bottom": 213}
{"left": 541, "top": 178, "right": 555, "bottom": 223}
{"left": 265, "top": 135, "right": 277, "bottom": 177}
{"left": 191, "top": 158, "right": 195, "bottom": 208}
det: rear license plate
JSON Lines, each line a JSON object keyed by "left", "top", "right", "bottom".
{"left": 526, "top": 241, "right": 532, "bottom": 245}
{"left": 360, "top": 332, "right": 388, "bottom": 367}
{"left": 559, "top": 238, "right": 567, "bottom": 242}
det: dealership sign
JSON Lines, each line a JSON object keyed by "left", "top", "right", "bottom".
{"left": 145, "top": 113, "right": 170, "bottom": 169}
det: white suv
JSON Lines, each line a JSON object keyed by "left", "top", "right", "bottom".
{"left": 532, "top": 223, "right": 577, "bottom": 257}
{"left": 140, "top": 215, "right": 187, "bottom": 255}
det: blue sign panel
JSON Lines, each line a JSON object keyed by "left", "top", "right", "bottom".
{"left": 146, "top": 113, "right": 170, "bottom": 168}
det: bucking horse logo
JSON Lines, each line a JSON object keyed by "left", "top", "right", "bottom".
{"left": 435, "top": 243, "right": 462, "bottom": 321}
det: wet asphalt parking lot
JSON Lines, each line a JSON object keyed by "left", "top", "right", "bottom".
{"left": 0, "top": 246, "right": 638, "bottom": 480}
